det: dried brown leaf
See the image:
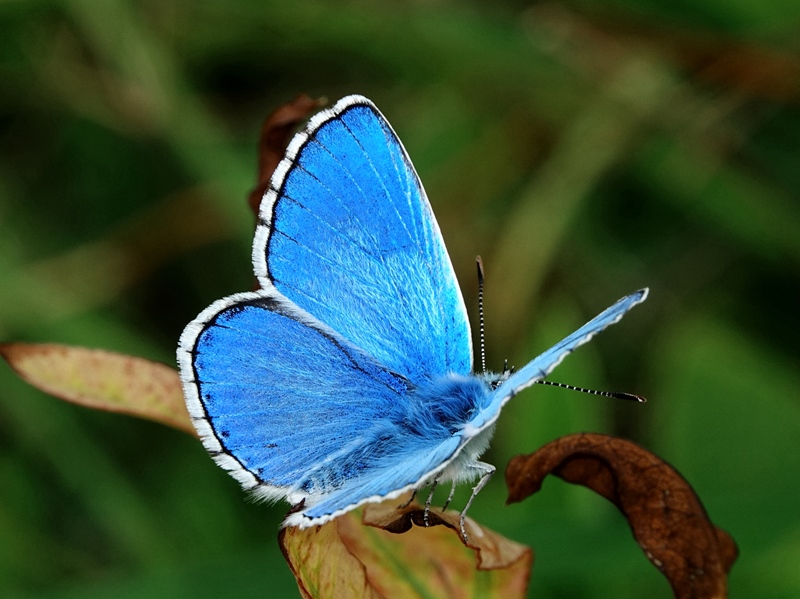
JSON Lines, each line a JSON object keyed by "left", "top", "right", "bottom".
{"left": 247, "top": 94, "right": 325, "bottom": 217}
{"left": 0, "top": 342, "right": 194, "bottom": 436}
{"left": 506, "top": 433, "right": 737, "bottom": 599}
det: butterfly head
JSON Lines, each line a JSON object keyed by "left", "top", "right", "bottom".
{"left": 482, "top": 359, "right": 514, "bottom": 391}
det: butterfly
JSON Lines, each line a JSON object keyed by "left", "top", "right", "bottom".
{"left": 177, "top": 95, "right": 648, "bottom": 540}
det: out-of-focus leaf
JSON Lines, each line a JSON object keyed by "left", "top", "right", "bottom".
{"left": 247, "top": 94, "right": 325, "bottom": 216}
{"left": 488, "top": 53, "right": 676, "bottom": 344}
{"left": 506, "top": 433, "right": 737, "bottom": 598}
{"left": 0, "top": 188, "right": 231, "bottom": 326}
{"left": 280, "top": 498, "right": 531, "bottom": 599}
{"left": 0, "top": 343, "right": 194, "bottom": 436}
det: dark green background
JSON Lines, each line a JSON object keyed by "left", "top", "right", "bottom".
{"left": 2, "top": 1, "right": 799, "bottom": 597}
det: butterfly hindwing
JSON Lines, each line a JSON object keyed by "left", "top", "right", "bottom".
{"left": 179, "top": 291, "right": 411, "bottom": 499}
{"left": 286, "top": 436, "right": 462, "bottom": 527}
{"left": 179, "top": 290, "right": 475, "bottom": 523}
{"left": 253, "top": 96, "right": 471, "bottom": 383}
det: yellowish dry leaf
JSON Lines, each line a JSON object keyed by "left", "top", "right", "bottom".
{"left": 280, "top": 498, "right": 531, "bottom": 599}
{"left": 0, "top": 342, "right": 194, "bottom": 436}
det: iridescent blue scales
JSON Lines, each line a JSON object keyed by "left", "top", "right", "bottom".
{"left": 177, "top": 95, "right": 648, "bottom": 539}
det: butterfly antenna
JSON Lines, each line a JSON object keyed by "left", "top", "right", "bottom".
{"left": 535, "top": 380, "right": 646, "bottom": 402}
{"left": 476, "top": 256, "right": 487, "bottom": 376}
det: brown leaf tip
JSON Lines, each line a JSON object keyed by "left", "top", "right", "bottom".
{"left": 505, "top": 433, "right": 737, "bottom": 598}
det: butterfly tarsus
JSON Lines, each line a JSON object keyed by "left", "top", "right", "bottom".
{"left": 459, "top": 462, "right": 495, "bottom": 543}
{"left": 442, "top": 480, "right": 457, "bottom": 512}
{"left": 399, "top": 489, "right": 417, "bottom": 508}
{"left": 423, "top": 475, "right": 440, "bottom": 527}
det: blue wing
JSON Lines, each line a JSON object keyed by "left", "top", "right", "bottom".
{"left": 178, "top": 291, "right": 405, "bottom": 500}
{"left": 177, "top": 290, "right": 467, "bottom": 522}
{"left": 286, "top": 436, "right": 462, "bottom": 527}
{"left": 252, "top": 95, "right": 471, "bottom": 383}
{"left": 177, "top": 94, "right": 647, "bottom": 530}
{"left": 466, "top": 288, "right": 650, "bottom": 431}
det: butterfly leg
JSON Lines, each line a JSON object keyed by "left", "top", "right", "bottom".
{"left": 442, "top": 480, "right": 457, "bottom": 511}
{"left": 399, "top": 489, "right": 417, "bottom": 508}
{"left": 423, "top": 475, "right": 441, "bottom": 527}
{"left": 459, "top": 461, "right": 495, "bottom": 542}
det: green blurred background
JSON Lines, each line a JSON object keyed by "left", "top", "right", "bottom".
{"left": 1, "top": 0, "right": 799, "bottom": 597}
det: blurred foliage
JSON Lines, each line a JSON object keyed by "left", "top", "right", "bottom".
{"left": 1, "top": 0, "right": 798, "bottom": 597}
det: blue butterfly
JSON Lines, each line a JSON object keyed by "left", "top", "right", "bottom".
{"left": 177, "top": 95, "right": 648, "bottom": 539}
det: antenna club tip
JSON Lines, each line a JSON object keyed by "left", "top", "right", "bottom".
{"left": 537, "top": 380, "right": 646, "bottom": 403}
{"left": 617, "top": 392, "right": 647, "bottom": 403}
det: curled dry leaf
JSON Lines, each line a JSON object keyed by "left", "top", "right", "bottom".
{"left": 247, "top": 93, "right": 326, "bottom": 216}
{"left": 280, "top": 497, "right": 531, "bottom": 599}
{"left": 0, "top": 342, "right": 194, "bottom": 436}
{"left": 506, "top": 433, "right": 738, "bottom": 599}
{"left": 361, "top": 497, "right": 531, "bottom": 573}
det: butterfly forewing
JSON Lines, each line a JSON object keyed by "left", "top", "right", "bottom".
{"left": 184, "top": 292, "right": 410, "bottom": 499}
{"left": 478, "top": 288, "right": 650, "bottom": 426}
{"left": 255, "top": 97, "right": 471, "bottom": 383}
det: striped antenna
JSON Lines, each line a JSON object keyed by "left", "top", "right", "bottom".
{"left": 535, "top": 380, "right": 646, "bottom": 402}
{"left": 476, "top": 256, "right": 487, "bottom": 376}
